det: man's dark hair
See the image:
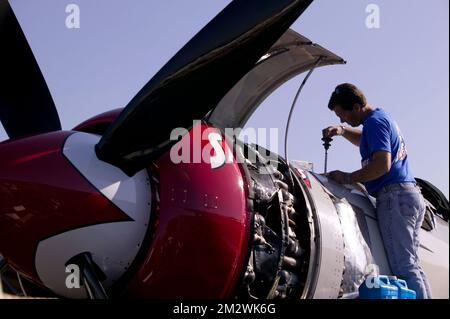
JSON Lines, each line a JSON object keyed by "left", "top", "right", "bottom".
{"left": 328, "top": 83, "right": 367, "bottom": 111}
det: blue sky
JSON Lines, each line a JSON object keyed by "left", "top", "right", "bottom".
{"left": 4, "top": 0, "right": 449, "bottom": 197}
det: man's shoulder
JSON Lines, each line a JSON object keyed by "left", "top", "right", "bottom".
{"left": 372, "top": 108, "right": 390, "bottom": 119}
{"left": 365, "top": 108, "right": 391, "bottom": 127}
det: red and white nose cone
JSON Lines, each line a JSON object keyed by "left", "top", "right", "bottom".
{"left": 34, "top": 132, "right": 152, "bottom": 298}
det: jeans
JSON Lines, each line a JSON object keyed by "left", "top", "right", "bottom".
{"left": 376, "top": 182, "right": 432, "bottom": 299}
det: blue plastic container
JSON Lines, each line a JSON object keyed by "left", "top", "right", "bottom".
{"left": 358, "top": 275, "right": 398, "bottom": 299}
{"left": 388, "top": 277, "right": 417, "bottom": 299}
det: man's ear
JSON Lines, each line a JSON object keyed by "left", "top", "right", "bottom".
{"left": 353, "top": 103, "right": 362, "bottom": 112}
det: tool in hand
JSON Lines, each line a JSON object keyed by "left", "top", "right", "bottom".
{"left": 322, "top": 137, "right": 333, "bottom": 174}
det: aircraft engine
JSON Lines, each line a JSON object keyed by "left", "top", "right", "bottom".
{"left": 234, "top": 143, "right": 379, "bottom": 299}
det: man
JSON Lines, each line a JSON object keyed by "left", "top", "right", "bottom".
{"left": 322, "top": 83, "right": 432, "bottom": 299}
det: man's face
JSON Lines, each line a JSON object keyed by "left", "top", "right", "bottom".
{"left": 333, "top": 104, "right": 360, "bottom": 127}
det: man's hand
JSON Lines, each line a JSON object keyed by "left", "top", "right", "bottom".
{"left": 322, "top": 125, "right": 361, "bottom": 147}
{"left": 328, "top": 170, "right": 352, "bottom": 185}
{"left": 322, "top": 125, "right": 344, "bottom": 139}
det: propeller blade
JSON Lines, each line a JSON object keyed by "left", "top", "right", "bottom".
{"left": 0, "top": 1, "right": 61, "bottom": 139}
{"left": 96, "top": 0, "right": 313, "bottom": 176}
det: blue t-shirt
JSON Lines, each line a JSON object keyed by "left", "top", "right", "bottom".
{"left": 360, "top": 108, "right": 416, "bottom": 196}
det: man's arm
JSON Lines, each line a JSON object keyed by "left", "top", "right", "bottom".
{"left": 328, "top": 151, "right": 391, "bottom": 184}
{"left": 351, "top": 151, "right": 391, "bottom": 183}
{"left": 322, "top": 125, "right": 362, "bottom": 147}
{"left": 341, "top": 126, "right": 362, "bottom": 147}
